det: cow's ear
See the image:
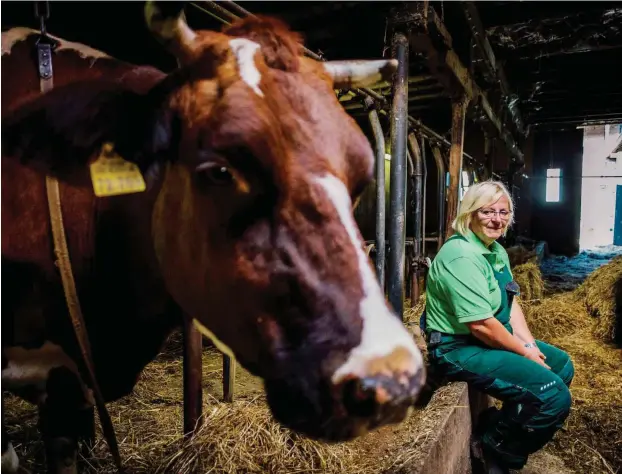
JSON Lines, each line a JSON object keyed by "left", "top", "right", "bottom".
{"left": 2, "top": 80, "right": 163, "bottom": 186}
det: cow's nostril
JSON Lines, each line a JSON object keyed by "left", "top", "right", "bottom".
{"left": 340, "top": 366, "right": 427, "bottom": 418}
{"left": 342, "top": 378, "right": 378, "bottom": 418}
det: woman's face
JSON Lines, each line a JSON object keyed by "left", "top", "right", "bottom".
{"left": 470, "top": 195, "right": 511, "bottom": 245}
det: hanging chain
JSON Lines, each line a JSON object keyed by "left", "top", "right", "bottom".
{"left": 34, "top": 1, "right": 50, "bottom": 37}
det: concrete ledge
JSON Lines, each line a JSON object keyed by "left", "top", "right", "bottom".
{"left": 406, "top": 382, "right": 493, "bottom": 474}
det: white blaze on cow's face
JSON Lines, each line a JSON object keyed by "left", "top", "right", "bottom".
{"left": 314, "top": 174, "right": 425, "bottom": 383}
{"left": 228, "top": 38, "right": 264, "bottom": 97}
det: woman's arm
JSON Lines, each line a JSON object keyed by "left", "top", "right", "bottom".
{"left": 509, "top": 299, "right": 548, "bottom": 362}
{"left": 466, "top": 317, "right": 550, "bottom": 369}
{"left": 509, "top": 299, "right": 536, "bottom": 344}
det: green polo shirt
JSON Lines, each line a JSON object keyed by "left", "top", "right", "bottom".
{"left": 425, "top": 230, "right": 513, "bottom": 335}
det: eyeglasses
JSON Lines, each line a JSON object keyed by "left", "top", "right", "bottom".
{"left": 477, "top": 209, "right": 512, "bottom": 220}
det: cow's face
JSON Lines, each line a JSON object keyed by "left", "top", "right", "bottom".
{"left": 147, "top": 2, "right": 425, "bottom": 441}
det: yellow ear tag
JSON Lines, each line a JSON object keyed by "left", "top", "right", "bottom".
{"left": 192, "top": 319, "right": 237, "bottom": 360}
{"left": 89, "top": 143, "right": 147, "bottom": 197}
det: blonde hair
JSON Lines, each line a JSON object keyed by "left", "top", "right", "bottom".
{"left": 452, "top": 180, "right": 515, "bottom": 236}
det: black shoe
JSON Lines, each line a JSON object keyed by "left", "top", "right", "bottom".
{"left": 471, "top": 437, "right": 510, "bottom": 474}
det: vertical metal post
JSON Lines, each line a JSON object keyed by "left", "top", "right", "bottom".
{"left": 407, "top": 132, "right": 424, "bottom": 304}
{"left": 421, "top": 136, "right": 428, "bottom": 257}
{"left": 177, "top": 29, "right": 203, "bottom": 438}
{"left": 445, "top": 97, "right": 469, "bottom": 240}
{"left": 223, "top": 355, "right": 236, "bottom": 403}
{"left": 388, "top": 31, "right": 409, "bottom": 319}
{"left": 367, "top": 97, "right": 386, "bottom": 289}
{"left": 183, "top": 317, "right": 203, "bottom": 437}
{"left": 432, "top": 145, "right": 447, "bottom": 251}
{"left": 431, "top": 146, "right": 447, "bottom": 250}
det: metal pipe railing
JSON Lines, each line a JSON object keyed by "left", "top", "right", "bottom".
{"left": 407, "top": 132, "right": 424, "bottom": 304}
{"left": 421, "top": 136, "right": 428, "bottom": 256}
{"left": 387, "top": 31, "right": 409, "bottom": 320}
{"left": 367, "top": 98, "right": 387, "bottom": 290}
{"left": 430, "top": 146, "right": 447, "bottom": 251}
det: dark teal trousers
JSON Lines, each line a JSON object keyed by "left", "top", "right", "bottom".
{"left": 428, "top": 338, "right": 574, "bottom": 469}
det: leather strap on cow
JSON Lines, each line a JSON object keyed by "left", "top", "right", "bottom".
{"left": 36, "top": 4, "right": 123, "bottom": 470}
{"left": 45, "top": 177, "right": 124, "bottom": 472}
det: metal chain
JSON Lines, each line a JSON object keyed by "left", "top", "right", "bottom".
{"left": 33, "top": 1, "right": 58, "bottom": 50}
{"left": 34, "top": 1, "right": 50, "bottom": 36}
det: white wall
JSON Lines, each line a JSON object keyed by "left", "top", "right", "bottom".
{"left": 579, "top": 124, "right": 622, "bottom": 249}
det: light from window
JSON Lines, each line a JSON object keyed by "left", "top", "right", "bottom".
{"left": 546, "top": 168, "right": 561, "bottom": 202}
{"left": 460, "top": 171, "right": 471, "bottom": 200}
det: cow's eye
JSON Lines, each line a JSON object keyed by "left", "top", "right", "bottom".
{"left": 196, "top": 162, "right": 235, "bottom": 186}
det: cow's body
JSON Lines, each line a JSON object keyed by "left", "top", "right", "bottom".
{"left": 2, "top": 27, "right": 184, "bottom": 473}
{"left": 2, "top": 4, "right": 425, "bottom": 473}
{"left": 2, "top": 27, "right": 178, "bottom": 402}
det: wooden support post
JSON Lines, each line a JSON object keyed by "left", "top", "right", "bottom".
{"left": 445, "top": 97, "right": 469, "bottom": 240}
{"left": 183, "top": 317, "right": 203, "bottom": 437}
{"left": 222, "top": 355, "right": 236, "bottom": 403}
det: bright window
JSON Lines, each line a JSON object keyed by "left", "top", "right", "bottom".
{"left": 460, "top": 171, "right": 471, "bottom": 200}
{"left": 546, "top": 168, "right": 561, "bottom": 202}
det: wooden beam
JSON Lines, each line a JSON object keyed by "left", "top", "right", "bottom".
{"left": 445, "top": 98, "right": 469, "bottom": 240}
{"left": 462, "top": 2, "right": 526, "bottom": 137}
{"left": 406, "top": 4, "right": 524, "bottom": 164}
{"left": 486, "top": 7, "right": 622, "bottom": 60}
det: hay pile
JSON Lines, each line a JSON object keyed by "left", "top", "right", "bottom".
{"left": 517, "top": 259, "right": 622, "bottom": 474}
{"left": 513, "top": 261, "right": 546, "bottom": 302}
{"left": 4, "top": 332, "right": 439, "bottom": 474}
{"left": 545, "top": 329, "right": 622, "bottom": 474}
{"left": 404, "top": 293, "right": 427, "bottom": 354}
{"left": 575, "top": 255, "right": 622, "bottom": 344}
{"left": 519, "top": 292, "right": 590, "bottom": 341}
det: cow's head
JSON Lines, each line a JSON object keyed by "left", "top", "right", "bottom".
{"left": 142, "top": 3, "right": 426, "bottom": 440}
{"left": 2, "top": 1, "right": 425, "bottom": 442}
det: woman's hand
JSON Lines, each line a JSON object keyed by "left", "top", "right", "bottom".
{"left": 524, "top": 345, "right": 550, "bottom": 369}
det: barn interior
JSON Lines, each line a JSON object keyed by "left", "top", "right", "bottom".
{"left": 2, "top": 1, "right": 622, "bottom": 474}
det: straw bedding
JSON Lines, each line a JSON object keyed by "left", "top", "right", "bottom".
{"left": 3, "top": 332, "right": 448, "bottom": 474}
{"left": 4, "top": 257, "right": 620, "bottom": 474}
{"left": 515, "top": 259, "right": 622, "bottom": 474}
{"left": 574, "top": 255, "right": 622, "bottom": 344}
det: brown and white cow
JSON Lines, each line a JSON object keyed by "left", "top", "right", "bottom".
{"left": 1, "top": 2, "right": 425, "bottom": 472}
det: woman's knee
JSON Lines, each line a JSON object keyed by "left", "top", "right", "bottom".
{"left": 542, "top": 384, "right": 572, "bottom": 426}
{"left": 558, "top": 355, "right": 575, "bottom": 387}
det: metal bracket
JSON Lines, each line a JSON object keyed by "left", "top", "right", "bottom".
{"left": 37, "top": 42, "right": 53, "bottom": 81}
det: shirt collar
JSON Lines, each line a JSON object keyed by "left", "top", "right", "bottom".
{"left": 464, "top": 229, "right": 503, "bottom": 257}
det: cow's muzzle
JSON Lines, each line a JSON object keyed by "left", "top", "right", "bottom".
{"left": 264, "top": 356, "right": 426, "bottom": 442}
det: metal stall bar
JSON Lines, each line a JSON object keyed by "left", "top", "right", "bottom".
{"left": 175, "top": 23, "right": 205, "bottom": 433}
{"left": 420, "top": 135, "right": 428, "bottom": 257}
{"left": 366, "top": 97, "right": 387, "bottom": 289}
{"left": 430, "top": 146, "right": 447, "bottom": 250}
{"left": 183, "top": 317, "right": 203, "bottom": 436}
{"left": 388, "top": 31, "right": 409, "bottom": 320}
{"left": 407, "top": 132, "right": 424, "bottom": 304}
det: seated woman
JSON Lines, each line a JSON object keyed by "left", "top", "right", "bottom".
{"left": 422, "top": 180, "right": 574, "bottom": 474}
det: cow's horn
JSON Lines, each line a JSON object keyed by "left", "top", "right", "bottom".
{"left": 144, "top": 1, "right": 197, "bottom": 62}
{"left": 323, "top": 59, "right": 399, "bottom": 88}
